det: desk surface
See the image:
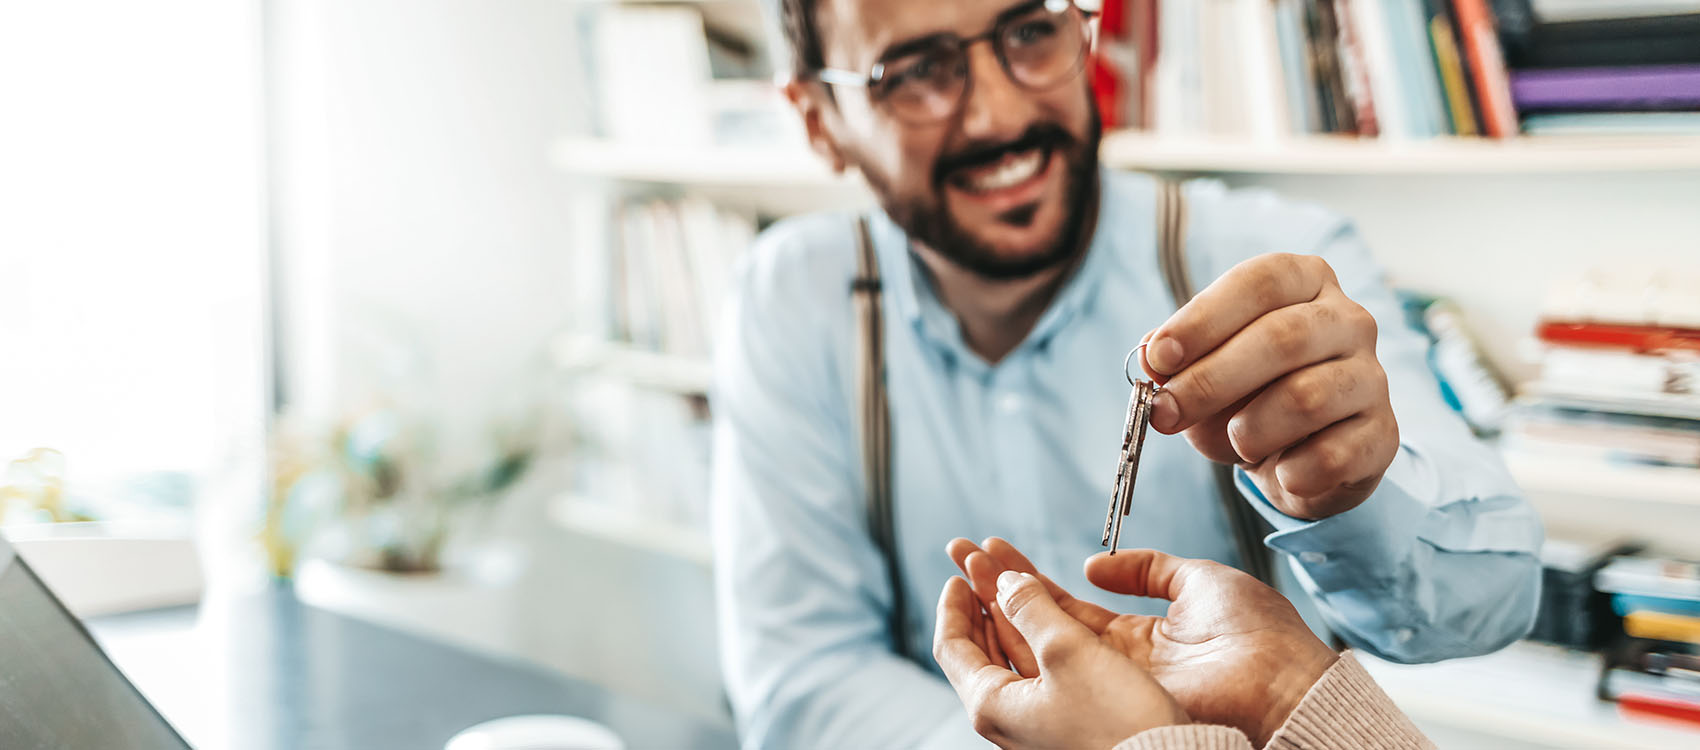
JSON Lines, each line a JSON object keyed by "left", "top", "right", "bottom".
{"left": 87, "top": 587, "right": 736, "bottom": 750}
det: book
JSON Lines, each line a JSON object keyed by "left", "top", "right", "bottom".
{"left": 1307, "top": 0, "right": 1360, "bottom": 133}
{"left": 1501, "top": 12, "right": 1700, "bottom": 68}
{"left": 1450, "top": 0, "right": 1520, "bottom": 136}
{"left": 1239, "top": 0, "right": 1292, "bottom": 140}
{"left": 1510, "top": 64, "right": 1700, "bottom": 111}
{"left": 1523, "top": 111, "right": 1700, "bottom": 135}
{"left": 1625, "top": 609, "right": 1700, "bottom": 644}
{"left": 1381, "top": 0, "right": 1452, "bottom": 137}
{"left": 1333, "top": 0, "right": 1381, "bottom": 136}
{"left": 1537, "top": 321, "right": 1700, "bottom": 355}
{"left": 1599, "top": 556, "right": 1700, "bottom": 601}
{"left": 1618, "top": 691, "right": 1700, "bottom": 726}
{"left": 1425, "top": 1, "right": 1481, "bottom": 135}
{"left": 1532, "top": 0, "right": 1700, "bottom": 21}
{"left": 1275, "top": 0, "right": 1325, "bottom": 133}
{"left": 1350, "top": 0, "right": 1409, "bottom": 138}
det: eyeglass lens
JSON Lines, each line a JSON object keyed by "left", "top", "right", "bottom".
{"left": 873, "top": 3, "right": 1088, "bottom": 123}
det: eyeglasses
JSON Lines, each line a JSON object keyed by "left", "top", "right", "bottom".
{"left": 812, "top": 0, "right": 1097, "bottom": 125}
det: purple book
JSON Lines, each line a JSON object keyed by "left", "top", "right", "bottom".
{"left": 1510, "top": 65, "right": 1700, "bottom": 111}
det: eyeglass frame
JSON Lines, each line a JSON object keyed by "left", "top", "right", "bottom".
{"left": 807, "top": 0, "right": 1100, "bottom": 124}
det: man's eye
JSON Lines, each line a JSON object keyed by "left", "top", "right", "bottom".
{"left": 1009, "top": 19, "right": 1057, "bottom": 46}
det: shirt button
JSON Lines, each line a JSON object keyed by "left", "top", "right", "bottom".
{"left": 1299, "top": 551, "right": 1327, "bottom": 565}
{"left": 1395, "top": 628, "right": 1416, "bottom": 644}
{"left": 996, "top": 393, "right": 1023, "bottom": 414}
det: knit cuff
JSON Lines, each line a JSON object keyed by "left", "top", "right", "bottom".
{"left": 1266, "top": 652, "right": 1434, "bottom": 750}
{"left": 1113, "top": 724, "right": 1254, "bottom": 750}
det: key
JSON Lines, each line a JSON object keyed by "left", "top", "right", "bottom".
{"left": 1103, "top": 349, "right": 1158, "bottom": 554}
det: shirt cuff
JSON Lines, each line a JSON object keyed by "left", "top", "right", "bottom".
{"left": 1235, "top": 449, "right": 1430, "bottom": 593}
{"left": 1266, "top": 652, "right": 1434, "bottom": 750}
{"left": 1113, "top": 725, "right": 1253, "bottom": 750}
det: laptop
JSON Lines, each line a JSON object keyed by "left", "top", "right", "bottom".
{"left": 0, "top": 532, "right": 191, "bottom": 748}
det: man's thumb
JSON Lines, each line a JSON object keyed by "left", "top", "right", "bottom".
{"left": 996, "top": 570, "right": 1089, "bottom": 666}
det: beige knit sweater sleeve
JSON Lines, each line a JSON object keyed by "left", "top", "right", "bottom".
{"left": 1111, "top": 652, "right": 1434, "bottom": 750}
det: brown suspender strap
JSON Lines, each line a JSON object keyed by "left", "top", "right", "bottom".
{"left": 1155, "top": 180, "right": 1278, "bottom": 587}
{"left": 851, "top": 215, "right": 909, "bottom": 659}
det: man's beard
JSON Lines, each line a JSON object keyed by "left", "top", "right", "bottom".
{"left": 867, "top": 109, "right": 1102, "bottom": 282}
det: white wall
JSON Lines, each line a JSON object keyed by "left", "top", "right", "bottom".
{"left": 271, "top": 0, "right": 591, "bottom": 437}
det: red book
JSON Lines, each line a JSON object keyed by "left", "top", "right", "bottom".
{"left": 1537, "top": 320, "right": 1700, "bottom": 355}
{"left": 1449, "top": 0, "right": 1519, "bottom": 137}
{"left": 1618, "top": 692, "right": 1700, "bottom": 728}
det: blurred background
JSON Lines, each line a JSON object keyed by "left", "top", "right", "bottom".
{"left": 1, "top": 0, "right": 1699, "bottom": 748}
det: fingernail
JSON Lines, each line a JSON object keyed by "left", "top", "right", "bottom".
{"left": 996, "top": 570, "right": 1021, "bottom": 593}
{"left": 1151, "top": 389, "right": 1179, "bottom": 432}
{"left": 1147, "top": 336, "right": 1183, "bottom": 375}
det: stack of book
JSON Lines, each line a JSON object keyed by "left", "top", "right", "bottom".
{"left": 1099, "top": 0, "right": 1699, "bottom": 139}
{"left": 1501, "top": 272, "right": 1700, "bottom": 478}
{"left": 1597, "top": 554, "right": 1700, "bottom": 726}
{"left": 1498, "top": 0, "right": 1700, "bottom": 135}
{"left": 567, "top": 195, "right": 758, "bottom": 362}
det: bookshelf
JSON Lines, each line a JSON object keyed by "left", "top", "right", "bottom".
{"left": 1361, "top": 641, "right": 1700, "bottom": 749}
{"left": 1505, "top": 452, "right": 1700, "bottom": 510}
{"left": 551, "top": 132, "right": 1700, "bottom": 186}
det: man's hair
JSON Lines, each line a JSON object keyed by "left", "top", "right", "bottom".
{"left": 777, "top": 0, "right": 824, "bottom": 77}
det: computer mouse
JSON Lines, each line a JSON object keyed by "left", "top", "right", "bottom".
{"left": 443, "top": 714, "right": 625, "bottom": 750}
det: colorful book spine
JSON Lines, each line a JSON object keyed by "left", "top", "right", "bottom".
{"left": 1426, "top": 3, "right": 1480, "bottom": 135}
{"left": 1537, "top": 321, "right": 1700, "bottom": 355}
{"left": 1451, "top": 0, "right": 1521, "bottom": 136}
{"left": 1510, "top": 64, "right": 1700, "bottom": 110}
{"left": 1624, "top": 610, "right": 1700, "bottom": 645}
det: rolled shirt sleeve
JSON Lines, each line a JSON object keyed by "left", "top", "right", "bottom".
{"left": 710, "top": 229, "right": 990, "bottom": 749}
{"left": 1235, "top": 220, "right": 1543, "bottom": 663}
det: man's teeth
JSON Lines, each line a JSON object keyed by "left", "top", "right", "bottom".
{"left": 963, "top": 150, "right": 1045, "bottom": 192}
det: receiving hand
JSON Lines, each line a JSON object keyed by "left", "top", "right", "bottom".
{"left": 933, "top": 571, "right": 1188, "bottom": 750}
{"left": 946, "top": 538, "right": 1338, "bottom": 747}
{"left": 1140, "top": 253, "right": 1398, "bottom": 520}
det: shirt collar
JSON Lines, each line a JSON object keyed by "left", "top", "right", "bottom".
{"left": 868, "top": 167, "right": 1139, "bottom": 371}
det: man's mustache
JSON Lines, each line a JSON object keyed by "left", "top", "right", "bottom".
{"left": 933, "top": 125, "right": 1077, "bottom": 186}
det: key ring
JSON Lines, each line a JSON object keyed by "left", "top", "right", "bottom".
{"left": 1124, "top": 343, "right": 1150, "bottom": 387}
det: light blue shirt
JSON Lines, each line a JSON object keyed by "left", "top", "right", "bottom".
{"left": 710, "top": 170, "right": 1543, "bottom": 749}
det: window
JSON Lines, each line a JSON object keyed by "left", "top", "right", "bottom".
{"left": 0, "top": 1, "right": 265, "bottom": 526}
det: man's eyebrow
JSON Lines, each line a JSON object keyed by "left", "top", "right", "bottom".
{"left": 872, "top": 0, "right": 1052, "bottom": 65}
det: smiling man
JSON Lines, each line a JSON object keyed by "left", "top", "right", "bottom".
{"left": 709, "top": 0, "right": 1543, "bottom": 747}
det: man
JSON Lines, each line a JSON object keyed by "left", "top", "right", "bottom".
{"left": 710, "top": 0, "right": 1542, "bottom": 747}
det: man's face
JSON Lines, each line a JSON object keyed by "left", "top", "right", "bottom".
{"left": 809, "top": 0, "right": 1101, "bottom": 280}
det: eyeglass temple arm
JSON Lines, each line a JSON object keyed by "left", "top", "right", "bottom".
{"left": 816, "top": 68, "right": 869, "bottom": 88}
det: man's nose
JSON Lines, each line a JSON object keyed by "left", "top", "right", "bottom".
{"left": 957, "top": 42, "right": 1038, "bottom": 142}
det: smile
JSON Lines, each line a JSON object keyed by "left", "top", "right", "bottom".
{"left": 950, "top": 146, "right": 1051, "bottom": 194}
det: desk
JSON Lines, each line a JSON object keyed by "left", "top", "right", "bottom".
{"left": 86, "top": 587, "right": 736, "bottom": 750}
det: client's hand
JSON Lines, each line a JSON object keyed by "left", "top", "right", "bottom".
{"left": 933, "top": 571, "right": 1187, "bottom": 750}
{"left": 946, "top": 538, "right": 1338, "bottom": 747}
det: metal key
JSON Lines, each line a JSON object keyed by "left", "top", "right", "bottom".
{"left": 1103, "top": 349, "right": 1158, "bottom": 554}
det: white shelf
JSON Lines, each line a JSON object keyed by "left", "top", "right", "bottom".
{"left": 1361, "top": 641, "right": 1700, "bottom": 749}
{"left": 548, "top": 494, "right": 713, "bottom": 567}
{"left": 1101, "top": 132, "right": 1700, "bottom": 175}
{"left": 1505, "top": 451, "right": 1700, "bottom": 508}
{"left": 552, "top": 334, "right": 713, "bottom": 394}
{"left": 552, "top": 133, "right": 1700, "bottom": 188}
{"left": 550, "top": 136, "right": 854, "bottom": 188}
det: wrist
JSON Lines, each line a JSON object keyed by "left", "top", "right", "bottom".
{"left": 1254, "top": 647, "right": 1338, "bottom": 746}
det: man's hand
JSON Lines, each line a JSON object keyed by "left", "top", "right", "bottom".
{"left": 947, "top": 538, "right": 1338, "bottom": 747}
{"left": 1141, "top": 252, "right": 1397, "bottom": 520}
{"left": 933, "top": 571, "right": 1187, "bottom": 750}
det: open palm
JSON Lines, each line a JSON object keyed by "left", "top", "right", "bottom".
{"left": 946, "top": 538, "right": 1338, "bottom": 747}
